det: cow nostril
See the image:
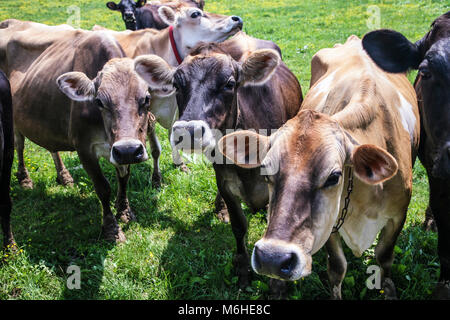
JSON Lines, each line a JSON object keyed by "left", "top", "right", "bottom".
{"left": 231, "top": 16, "right": 241, "bottom": 22}
{"left": 134, "top": 144, "right": 144, "bottom": 159}
{"left": 279, "top": 252, "right": 297, "bottom": 277}
{"left": 201, "top": 126, "right": 206, "bottom": 137}
{"left": 112, "top": 147, "right": 121, "bottom": 161}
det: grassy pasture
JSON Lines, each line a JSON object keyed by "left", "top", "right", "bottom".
{"left": 0, "top": 0, "right": 447, "bottom": 300}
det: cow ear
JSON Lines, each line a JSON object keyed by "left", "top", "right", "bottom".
{"left": 362, "top": 29, "right": 422, "bottom": 73}
{"left": 106, "top": 2, "right": 119, "bottom": 11}
{"left": 351, "top": 144, "right": 398, "bottom": 185}
{"left": 136, "top": 0, "right": 147, "bottom": 8}
{"left": 57, "top": 72, "right": 96, "bottom": 102}
{"left": 241, "top": 49, "right": 280, "bottom": 86}
{"left": 134, "top": 54, "right": 175, "bottom": 89}
{"left": 158, "top": 6, "right": 176, "bottom": 26}
{"left": 218, "top": 131, "right": 270, "bottom": 169}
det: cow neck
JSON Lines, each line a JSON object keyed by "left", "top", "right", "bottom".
{"left": 169, "top": 26, "right": 183, "bottom": 65}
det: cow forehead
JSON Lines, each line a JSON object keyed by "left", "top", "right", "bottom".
{"left": 179, "top": 54, "right": 235, "bottom": 81}
{"left": 97, "top": 58, "right": 146, "bottom": 95}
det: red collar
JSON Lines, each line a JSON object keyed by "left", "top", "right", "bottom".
{"left": 169, "top": 26, "right": 183, "bottom": 65}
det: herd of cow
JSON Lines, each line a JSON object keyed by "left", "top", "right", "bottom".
{"left": 0, "top": 0, "right": 448, "bottom": 300}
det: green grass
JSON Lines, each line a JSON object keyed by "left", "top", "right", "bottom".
{"left": 0, "top": 0, "right": 447, "bottom": 300}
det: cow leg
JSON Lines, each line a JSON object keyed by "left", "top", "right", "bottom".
{"left": 325, "top": 233, "right": 347, "bottom": 300}
{"left": 374, "top": 215, "right": 406, "bottom": 300}
{"left": 169, "top": 127, "right": 189, "bottom": 172}
{"left": 216, "top": 172, "right": 250, "bottom": 288}
{"left": 429, "top": 177, "right": 450, "bottom": 300}
{"left": 0, "top": 172, "right": 15, "bottom": 251}
{"left": 148, "top": 125, "right": 162, "bottom": 189}
{"left": 14, "top": 131, "right": 33, "bottom": 189}
{"left": 51, "top": 152, "right": 74, "bottom": 187}
{"left": 423, "top": 205, "right": 437, "bottom": 232}
{"left": 115, "top": 165, "right": 136, "bottom": 224}
{"left": 215, "top": 192, "right": 230, "bottom": 223}
{"left": 78, "top": 151, "right": 125, "bottom": 243}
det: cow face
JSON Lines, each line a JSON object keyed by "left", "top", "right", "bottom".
{"left": 217, "top": 110, "right": 398, "bottom": 281}
{"left": 158, "top": 6, "right": 243, "bottom": 57}
{"left": 107, "top": 0, "right": 147, "bottom": 30}
{"left": 57, "top": 58, "right": 154, "bottom": 168}
{"left": 134, "top": 49, "right": 279, "bottom": 156}
{"left": 362, "top": 12, "right": 450, "bottom": 178}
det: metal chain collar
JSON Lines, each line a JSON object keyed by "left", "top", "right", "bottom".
{"left": 331, "top": 167, "right": 354, "bottom": 234}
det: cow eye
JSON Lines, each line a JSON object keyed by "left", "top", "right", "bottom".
{"left": 224, "top": 79, "right": 236, "bottom": 91}
{"left": 191, "top": 11, "right": 201, "bottom": 19}
{"left": 419, "top": 67, "right": 431, "bottom": 80}
{"left": 323, "top": 171, "right": 342, "bottom": 188}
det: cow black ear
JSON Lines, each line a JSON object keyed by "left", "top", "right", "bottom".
{"left": 136, "top": 0, "right": 147, "bottom": 8}
{"left": 106, "top": 2, "right": 119, "bottom": 11}
{"left": 362, "top": 29, "right": 422, "bottom": 73}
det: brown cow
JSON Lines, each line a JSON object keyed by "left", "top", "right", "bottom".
{"left": 219, "top": 35, "right": 419, "bottom": 299}
{"left": 10, "top": 29, "right": 159, "bottom": 243}
{"left": 134, "top": 32, "right": 303, "bottom": 292}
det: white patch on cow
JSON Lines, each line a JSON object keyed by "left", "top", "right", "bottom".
{"left": 398, "top": 93, "right": 416, "bottom": 142}
{"left": 312, "top": 70, "right": 337, "bottom": 98}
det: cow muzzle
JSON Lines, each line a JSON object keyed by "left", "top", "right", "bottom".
{"left": 251, "top": 239, "right": 312, "bottom": 281}
{"left": 171, "top": 120, "right": 216, "bottom": 154}
{"left": 110, "top": 139, "right": 148, "bottom": 165}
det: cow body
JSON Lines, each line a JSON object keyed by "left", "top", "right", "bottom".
{"left": 8, "top": 28, "right": 159, "bottom": 242}
{"left": 134, "top": 34, "right": 303, "bottom": 290}
{"left": 362, "top": 11, "right": 450, "bottom": 299}
{"left": 0, "top": 69, "right": 14, "bottom": 250}
{"left": 106, "top": 0, "right": 204, "bottom": 30}
{"left": 219, "top": 36, "right": 419, "bottom": 299}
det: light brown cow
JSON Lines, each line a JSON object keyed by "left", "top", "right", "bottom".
{"left": 9, "top": 28, "right": 159, "bottom": 242}
{"left": 219, "top": 35, "right": 420, "bottom": 299}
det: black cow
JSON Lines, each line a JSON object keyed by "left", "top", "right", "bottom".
{"left": 106, "top": 0, "right": 204, "bottom": 30}
{"left": 0, "top": 69, "right": 15, "bottom": 251}
{"left": 363, "top": 11, "right": 450, "bottom": 299}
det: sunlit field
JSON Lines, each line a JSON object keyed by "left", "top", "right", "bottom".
{"left": 0, "top": 0, "right": 447, "bottom": 300}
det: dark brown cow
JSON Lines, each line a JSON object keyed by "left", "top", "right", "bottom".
{"left": 106, "top": 0, "right": 204, "bottom": 30}
{"left": 0, "top": 69, "right": 14, "bottom": 250}
{"left": 134, "top": 33, "right": 303, "bottom": 292}
{"left": 10, "top": 29, "right": 159, "bottom": 243}
{"left": 362, "top": 11, "right": 450, "bottom": 299}
{"left": 219, "top": 35, "right": 419, "bottom": 299}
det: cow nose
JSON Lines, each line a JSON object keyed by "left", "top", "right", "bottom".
{"left": 231, "top": 16, "right": 243, "bottom": 28}
{"left": 111, "top": 139, "right": 147, "bottom": 165}
{"left": 171, "top": 120, "right": 211, "bottom": 152}
{"left": 252, "top": 243, "right": 299, "bottom": 280}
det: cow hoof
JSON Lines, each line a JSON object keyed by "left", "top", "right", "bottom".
{"left": 16, "top": 170, "right": 33, "bottom": 189}
{"left": 233, "top": 253, "right": 251, "bottom": 289}
{"left": 179, "top": 163, "right": 190, "bottom": 173}
{"left": 152, "top": 173, "right": 162, "bottom": 189}
{"left": 56, "top": 170, "right": 74, "bottom": 187}
{"left": 102, "top": 225, "right": 126, "bottom": 243}
{"left": 269, "top": 279, "right": 288, "bottom": 299}
{"left": 216, "top": 208, "right": 230, "bottom": 224}
{"left": 433, "top": 281, "right": 450, "bottom": 300}
{"left": 116, "top": 207, "right": 136, "bottom": 224}
{"left": 383, "top": 278, "right": 397, "bottom": 300}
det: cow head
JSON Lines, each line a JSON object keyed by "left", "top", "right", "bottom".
{"left": 57, "top": 58, "right": 155, "bottom": 169}
{"left": 217, "top": 110, "right": 398, "bottom": 281}
{"left": 158, "top": 6, "right": 243, "bottom": 58}
{"left": 363, "top": 12, "right": 450, "bottom": 178}
{"left": 107, "top": 0, "right": 147, "bottom": 30}
{"left": 134, "top": 46, "right": 279, "bottom": 157}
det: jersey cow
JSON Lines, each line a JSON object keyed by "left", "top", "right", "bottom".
{"left": 362, "top": 11, "right": 450, "bottom": 299}
{"left": 106, "top": 0, "right": 204, "bottom": 30}
{"left": 134, "top": 33, "right": 303, "bottom": 291}
{"left": 5, "top": 27, "right": 160, "bottom": 243}
{"left": 219, "top": 36, "right": 419, "bottom": 299}
{"left": 0, "top": 70, "right": 14, "bottom": 251}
